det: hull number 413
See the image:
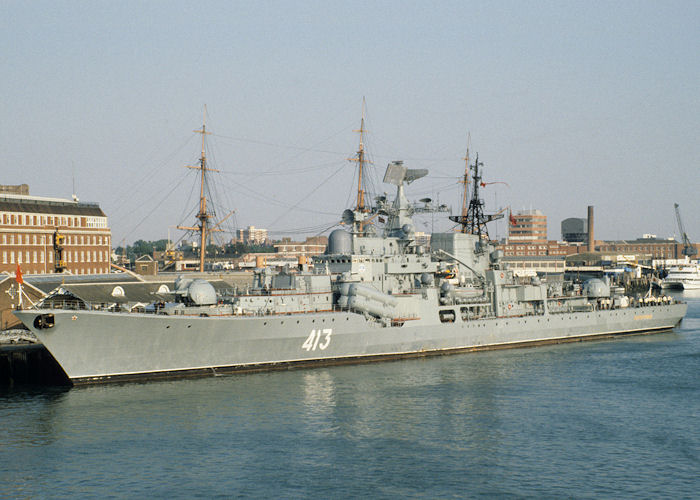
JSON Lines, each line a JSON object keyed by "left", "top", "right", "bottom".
{"left": 302, "top": 329, "right": 332, "bottom": 351}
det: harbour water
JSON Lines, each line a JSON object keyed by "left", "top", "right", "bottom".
{"left": 1, "top": 293, "right": 698, "bottom": 498}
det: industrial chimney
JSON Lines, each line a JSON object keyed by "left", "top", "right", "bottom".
{"left": 587, "top": 205, "right": 595, "bottom": 253}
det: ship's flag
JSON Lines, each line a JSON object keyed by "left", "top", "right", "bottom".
{"left": 15, "top": 263, "right": 23, "bottom": 285}
{"left": 509, "top": 210, "right": 517, "bottom": 226}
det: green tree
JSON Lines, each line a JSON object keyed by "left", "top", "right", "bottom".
{"left": 131, "top": 240, "right": 154, "bottom": 257}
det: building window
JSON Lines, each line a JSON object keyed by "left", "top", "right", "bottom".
{"left": 26, "top": 251, "right": 29, "bottom": 263}
{"left": 40, "top": 251, "right": 44, "bottom": 263}
{"left": 33, "top": 251, "right": 37, "bottom": 263}
{"left": 10, "top": 251, "right": 14, "bottom": 264}
{"left": 2, "top": 251, "right": 5, "bottom": 264}
{"left": 18, "top": 252, "right": 22, "bottom": 264}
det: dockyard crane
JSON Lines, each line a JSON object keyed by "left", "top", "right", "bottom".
{"left": 674, "top": 203, "right": 697, "bottom": 257}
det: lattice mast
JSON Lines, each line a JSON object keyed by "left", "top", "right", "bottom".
{"left": 449, "top": 153, "right": 503, "bottom": 239}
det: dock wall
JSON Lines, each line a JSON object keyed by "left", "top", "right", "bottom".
{"left": 0, "top": 344, "right": 70, "bottom": 387}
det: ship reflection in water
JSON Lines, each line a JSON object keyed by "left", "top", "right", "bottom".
{"left": 1, "top": 299, "right": 699, "bottom": 498}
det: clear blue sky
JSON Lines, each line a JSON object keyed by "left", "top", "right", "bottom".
{"left": 2, "top": 1, "right": 698, "bottom": 246}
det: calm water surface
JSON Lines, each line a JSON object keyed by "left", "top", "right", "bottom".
{"left": 1, "top": 294, "right": 699, "bottom": 498}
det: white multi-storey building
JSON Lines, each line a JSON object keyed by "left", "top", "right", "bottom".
{"left": 236, "top": 225, "right": 268, "bottom": 245}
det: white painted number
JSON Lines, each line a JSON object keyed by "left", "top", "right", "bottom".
{"left": 318, "top": 328, "right": 332, "bottom": 350}
{"left": 301, "top": 330, "right": 315, "bottom": 351}
{"left": 302, "top": 328, "right": 332, "bottom": 351}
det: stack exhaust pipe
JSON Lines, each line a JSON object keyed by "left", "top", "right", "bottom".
{"left": 587, "top": 205, "right": 595, "bottom": 253}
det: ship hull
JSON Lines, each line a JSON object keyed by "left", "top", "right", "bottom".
{"left": 14, "top": 302, "right": 687, "bottom": 385}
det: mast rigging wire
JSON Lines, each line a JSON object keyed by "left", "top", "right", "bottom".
{"left": 266, "top": 163, "right": 347, "bottom": 230}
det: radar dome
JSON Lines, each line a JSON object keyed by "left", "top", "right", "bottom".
{"left": 327, "top": 229, "right": 352, "bottom": 254}
{"left": 583, "top": 279, "right": 610, "bottom": 298}
{"left": 187, "top": 279, "right": 217, "bottom": 305}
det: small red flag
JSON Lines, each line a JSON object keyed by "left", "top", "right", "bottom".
{"left": 15, "top": 263, "right": 23, "bottom": 285}
{"left": 509, "top": 213, "right": 517, "bottom": 226}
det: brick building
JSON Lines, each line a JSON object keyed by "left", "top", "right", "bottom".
{"left": 500, "top": 241, "right": 581, "bottom": 257}
{"left": 597, "top": 236, "right": 698, "bottom": 260}
{"left": 509, "top": 209, "right": 547, "bottom": 244}
{"left": 0, "top": 190, "right": 111, "bottom": 275}
{"left": 502, "top": 208, "right": 579, "bottom": 257}
{"left": 273, "top": 236, "right": 327, "bottom": 257}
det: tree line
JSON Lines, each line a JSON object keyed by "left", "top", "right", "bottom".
{"left": 114, "top": 239, "right": 275, "bottom": 262}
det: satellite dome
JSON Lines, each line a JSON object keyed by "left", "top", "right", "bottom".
{"left": 187, "top": 279, "right": 217, "bottom": 305}
{"left": 328, "top": 229, "right": 352, "bottom": 255}
{"left": 583, "top": 278, "right": 610, "bottom": 298}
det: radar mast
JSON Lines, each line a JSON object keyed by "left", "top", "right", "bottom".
{"left": 449, "top": 153, "right": 503, "bottom": 240}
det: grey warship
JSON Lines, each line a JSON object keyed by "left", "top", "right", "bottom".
{"left": 14, "top": 158, "right": 687, "bottom": 384}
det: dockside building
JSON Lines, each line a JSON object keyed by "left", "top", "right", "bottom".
{"left": 0, "top": 189, "right": 112, "bottom": 275}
